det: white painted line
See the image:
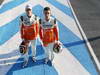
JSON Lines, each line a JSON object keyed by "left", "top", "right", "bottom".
{"left": 0, "top": 61, "right": 23, "bottom": 66}
{"left": 67, "top": 0, "right": 100, "bottom": 71}
{"left": 0, "top": 55, "right": 20, "bottom": 61}
{"left": 0, "top": 54, "right": 33, "bottom": 62}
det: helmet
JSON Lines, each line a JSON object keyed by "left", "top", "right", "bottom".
{"left": 53, "top": 42, "right": 62, "bottom": 53}
{"left": 19, "top": 40, "right": 29, "bottom": 54}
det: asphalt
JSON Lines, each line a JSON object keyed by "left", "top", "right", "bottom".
{"left": 70, "top": 0, "right": 100, "bottom": 63}
{"left": 0, "top": 0, "right": 4, "bottom": 5}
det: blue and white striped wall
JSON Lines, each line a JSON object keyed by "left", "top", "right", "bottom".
{"left": 0, "top": 0, "right": 99, "bottom": 75}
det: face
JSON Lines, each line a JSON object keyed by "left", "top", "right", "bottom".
{"left": 26, "top": 9, "right": 32, "bottom": 17}
{"left": 44, "top": 10, "right": 51, "bottom": 20}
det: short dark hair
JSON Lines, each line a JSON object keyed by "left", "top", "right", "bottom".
{"left": 43, "top": 7, "right": 51, "bottom": 11}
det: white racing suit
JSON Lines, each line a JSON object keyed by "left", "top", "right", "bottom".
{"left": 39, "top": 17, "right": 59, "bottom": 62}
{"left": 20, "top": 14, "right": 39, "bottom": 61}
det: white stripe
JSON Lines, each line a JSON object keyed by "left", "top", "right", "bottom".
{"left": 40, "top": 0, "right": 83, "bottom": 39}
{"left": 0, "top": 61, "right": 23, "bottom": 66}
{"left": 56, "top": 0, "right": 70, "bottom": 7}
{"left": 0, "top": 48, "right": 90, "bottom": 74}
{"left": 0, "top": 0, "right": 38, "bottom": 27}
{"left": 0, "top": 0, "right": 82, "bottom": 39}
{"left": 53, "top": 47, "right": 90, "bottom": 75}
{"left": 0, "top": 32, "right": 21, "bottom": 54}
{"left": 0, "top": 32, "right": 41, "bottom": 55}
{"left": 0, "top": 0, "right": 13, "bottom": 9}
{"left": 67, "top": 0, "right": 100, "bottom": 71}
{"left": 0, "top": 0, "right": 84, "bottom": 55}
{"left": 0, "top": 55, "right": 20, "bottom": 61}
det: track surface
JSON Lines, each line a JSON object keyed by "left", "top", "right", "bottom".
{"left": 0, "top": 0, "right": 99, "bottom": 75}
{"left": 70, "top": 0, "right": 100, "bottom": 62}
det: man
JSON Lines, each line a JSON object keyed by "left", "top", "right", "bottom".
{"left": 19, "top": 4, "right": 39, "bottom": 68}
{"left": 39, "top": 7, "right": 60, "bottom": 66}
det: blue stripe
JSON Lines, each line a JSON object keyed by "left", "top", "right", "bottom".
{"left": 58, "top": 21, "right": 98, "bottom": 75}
{"left": 6, "top": 45, "right": 58, "bottom": 75}
{"left": 0, "top": 16, "right": 20, "bottom": 45}
{"left": 0, "top": 5, "right": 42, "bottom": 45}
{"left": 0, "top": 4, "right": 98, "bottom": 75}
{"left": 46, "top": 0, "right": 73, "bottom": 18}
{"left": 7, "top": 58, "right": 58, "bottom": 75}
{"left": 0, "top": 0, "right": 28, "bottom": 14}
{"left": 0, "top": 45, "right": 45, "bottom": 64}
